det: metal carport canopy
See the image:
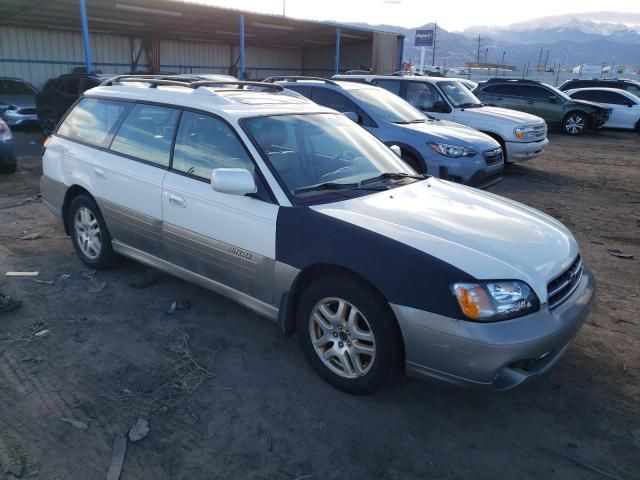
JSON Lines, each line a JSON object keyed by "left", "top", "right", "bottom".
{"left": 0, "top": 0, "right": 399, "bottom": 77}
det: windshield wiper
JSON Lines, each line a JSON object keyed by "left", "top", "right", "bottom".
{"left": 293, "top": 182, "right": 388, "bottom": 195}
{"left": 457, "top": 102, "right": 482, "bottom": 108}
{"left": 360, "top": 172, "right": 426, "bottom": 185}
{"left": 410, "top": 118, "right": 426, "bottom": 123}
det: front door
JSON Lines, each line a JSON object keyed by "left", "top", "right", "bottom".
{"left": 161, "top": 111, "right": 279, "bottom": 304}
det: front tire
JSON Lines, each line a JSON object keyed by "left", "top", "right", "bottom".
{"left": 296, "top": 274, "right": 403, "bottom": 395}
{"left": 562, "top": 112, "right": 587, "bottom": 136}
{"left": 68, "top": 194, "right": 119, "bottom": 269}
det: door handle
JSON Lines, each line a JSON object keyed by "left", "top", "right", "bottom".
{"left": 94, "top": 167, "right": 105, "bottom": 178}
{"left": 168, "top": 193, "right": 186, "bottom": 208}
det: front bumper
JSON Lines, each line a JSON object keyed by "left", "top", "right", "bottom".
{"left": 391, "top": 266, "right": 596, "bottom": 390}
{"left": 429, "top": 153, "right": 504, "bottom": 190}
{"left": 505, "top": 137, "right": 549, "bottom": 162}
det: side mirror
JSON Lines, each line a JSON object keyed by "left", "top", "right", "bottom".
{"left": 627, "top": 102, "right": 634, "bottom": 108}
{"left": 389, "top": 145, "right": 401, "bottom": 157}
{"left": 344, "top": 111, "right": 361, "bottom": 124}
{"left": 549, "top": 95, "right": 558, "bottom": 103}
{"left": 211, "top": 168, "right": 257, "bottom": 196}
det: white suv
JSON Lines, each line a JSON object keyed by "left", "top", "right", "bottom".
{"left": 333, "top": 74, "right": 550, "bottom": 163}
{"left": 41, "top": 76, "right": 594, "bottom": 394}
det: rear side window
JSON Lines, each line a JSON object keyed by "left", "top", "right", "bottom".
{"left": 374, "top": 79, "right": 401, "bottom": 95}
{"left": 57, "top": 98, "right": 128, "bottom": 147}
{"left": 111, "top": 104, "right": 179, "bottom": 167}
{"left": 311, "top": 88, "right": 359, "bottom": 112}
{"left": 570, "top": 91, "right": 599, "bottom": 102}
{"left": 172, "top": 111, "right": 254, "bottom": 180}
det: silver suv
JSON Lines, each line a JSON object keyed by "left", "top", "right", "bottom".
{"left": 267, "top": 77, "right": 504, "bottom": 189}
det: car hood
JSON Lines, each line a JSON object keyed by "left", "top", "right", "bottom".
{"left": 311, "top": 178, "right": 578, "bottom": 302}
{"left": 457, "top": 106, "right": 545, "bottom": 125}
{"left": 396, "top": 119, "right": 500, "bottom": 150}
{"left": 570, "top": 99, "right": 611, "bottom": 112}
{"left": 0, "top": 94, "right": 36, "bottom": 109}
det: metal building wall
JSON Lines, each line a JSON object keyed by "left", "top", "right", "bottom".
{"left": 159, "top": 39, "right": 233, "bottom": 75}
{"left": 302, "top": 42, "right": 372, "bottom": 75}
{"left": 233, "top": 45, "right": 303, "bottom": 80}
{"left": 0, "top": 26, "right": 131, "bottom": 88}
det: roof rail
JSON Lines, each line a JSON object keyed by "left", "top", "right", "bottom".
{"left": 343, "top": 70, "right": 374, "bottom": 75}
{"left": 391, "top": 70, "right": 423, "bottom": 76}
{"left": 483, "top": 78, "right": 542, "bottom": 85}
{"left": 263, "top": 75, "right": 339, "bottom": 86}
{"left": 100, "top": 75, "right": 283, "bottom": 91}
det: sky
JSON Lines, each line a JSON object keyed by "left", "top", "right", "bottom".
{"left": 190, "top": 0, "right": 639, "bottom": 31}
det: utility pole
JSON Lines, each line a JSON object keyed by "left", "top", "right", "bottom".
{"left": 432, "top": 21, "right": 437, "bottom": 66}
{"left": 476, "top": 34, "right": 481, "bottom": 63}
{"left": 537, "top": 47, "right": 543, "bottom": 71}
{"left": 484, "top": 47, "right": 488, "bottom": 65}
{"left": 282, "top": 0, "right": 286, "bottom": 16}
{"left": 543, "top": 49, "right": 549, "bottom": 71}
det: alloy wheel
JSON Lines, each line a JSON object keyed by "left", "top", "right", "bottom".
{"left": 309, "top": 297, "right": 376, "bottom": 379}
{"left": 74, "top": 206, "right": 102, "bottom": 259}
{"left": 565, "top": 115, "right": 585, "bottom": 135}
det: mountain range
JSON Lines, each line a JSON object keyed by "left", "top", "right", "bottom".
{"left": 351, "top": 12, "right": 640, "bottom": 70}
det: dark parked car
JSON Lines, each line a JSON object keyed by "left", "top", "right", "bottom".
{"left": 0, "top": 77, "right": 38, "bottom": 127}
{"left": 558, "top": 78, "right": 640, "bottom": 98}
{"left": 474, "top": 79, "right": 612, "bottom": 135}
{"left": 36, "top": 73, "right": 111, "bottom": 134}
{"left": 0, "top": 118, "right": 16, "bottom": 174}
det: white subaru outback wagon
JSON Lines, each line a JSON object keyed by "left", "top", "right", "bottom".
{"left": 41, "top": 75, "right": 595, "bottom": 395}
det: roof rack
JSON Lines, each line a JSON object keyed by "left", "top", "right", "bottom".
{"left": 483, "top": 78, "right": 542, "bottom": 85}
{"left": 262, "top": 75, "right": 339, "bottom": 86}
{"left": 100, "top": 75, "right": 283, "bottom": 92}
{"left": 391, "top": 71, "right": 423, "bottom": 76}
{"left": 343, "top": 70, "right": 374, "bottom": 75}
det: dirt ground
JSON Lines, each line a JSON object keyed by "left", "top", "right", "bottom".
{"left": 0, "top": 127, "right": 638, "bottom": 480}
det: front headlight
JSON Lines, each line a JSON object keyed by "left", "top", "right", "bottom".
{"left": 513, "top": 126, "right": 537, "bottom": 140}
{"left": 428, "top": 142, "right": 476, "bottom": 157}
{"left": 452, "top": 281, "right": 540, "bottom": 321}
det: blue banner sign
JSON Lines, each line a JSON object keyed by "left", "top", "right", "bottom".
{"left": 415, "top": 29, "right": 434, "bottom": 47}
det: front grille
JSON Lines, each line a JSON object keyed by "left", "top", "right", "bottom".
{"left": 483, "top": 147, "right": 503, "bottom": 166}
{"left": 547, "top": 255, "right": 583, "bottom": 309}
{"left": 17, "top": 107, "right": 36, "bottom": 115}
{"left": 532, "top": 123, "right": 547, "bottom": 140}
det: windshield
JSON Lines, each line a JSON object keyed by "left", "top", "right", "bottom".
{"left": 0, "top": 80, "right": 37, "bottom": 95}
{"left": 438, "top": 81, "right": 482, "bottom": 107}
{"left": 348, "top": 87, "right": 426, "bottom": 123}
{"left": 544, "top": 84, "right": 572, "bottom": 101}
{"left": 244, "top": 113, "right": 418, "bottom": 201}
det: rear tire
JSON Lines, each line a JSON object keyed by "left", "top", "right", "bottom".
{"left": 68, "top": 194, "right": 119, "bottom": 270}
{"left": 296, "top": 274, "right": 403, "bottom": 395}
{"left": 562, "top": 112, "right": 587, "bottom": 136}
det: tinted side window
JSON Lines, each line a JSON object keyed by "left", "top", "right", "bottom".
{"left": 571, "top": 91, "right": 599, "bottom": 102}
{"left": 518, "top": 86, "right": 550, "bottom": 99}
{"left": 405, "top": 82, "right": 444, "bottom": 111}
{"left": 311, "top": 88, "right": 358, "bottom": 112}
{"left": 173, "top": 112, "right": 254, "bottom": 180}
{"left": 481, "top": 84, "right": 513, "bottom": 95}
{"left": 111, "top": 104, "right": 179, "bottom": 166}
{"left": 81, "top": 77, "right": 102, "bottom": 93}
{"left": 57, "top": 98, "right": 128, "bottom": 147}
{"left": 60, "top": 78, "right": 81, "bottom": 95}
{"left": 373, "top": 79, "right": 401, "bottom": 95}
{"left": 602, "top": 91, "right": 634, "bottom": 105}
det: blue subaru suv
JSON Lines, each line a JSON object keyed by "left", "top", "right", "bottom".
{"left": 265, "top": 77, "right": 503, "bottom": 189}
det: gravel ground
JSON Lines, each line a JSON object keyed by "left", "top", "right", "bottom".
{"left": 0, "top": 127, "right": 638, "bottom": 480}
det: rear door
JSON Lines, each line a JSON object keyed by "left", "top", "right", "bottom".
{"left": 161, "top": 110, "right": 279, "bottom": 304}
{"left": 92, "top": 102, "right": 179, "bottom": 257}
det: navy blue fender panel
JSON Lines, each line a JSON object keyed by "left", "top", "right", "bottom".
{"left": 276, "top": 206, "right": 476, "bottom": 319}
